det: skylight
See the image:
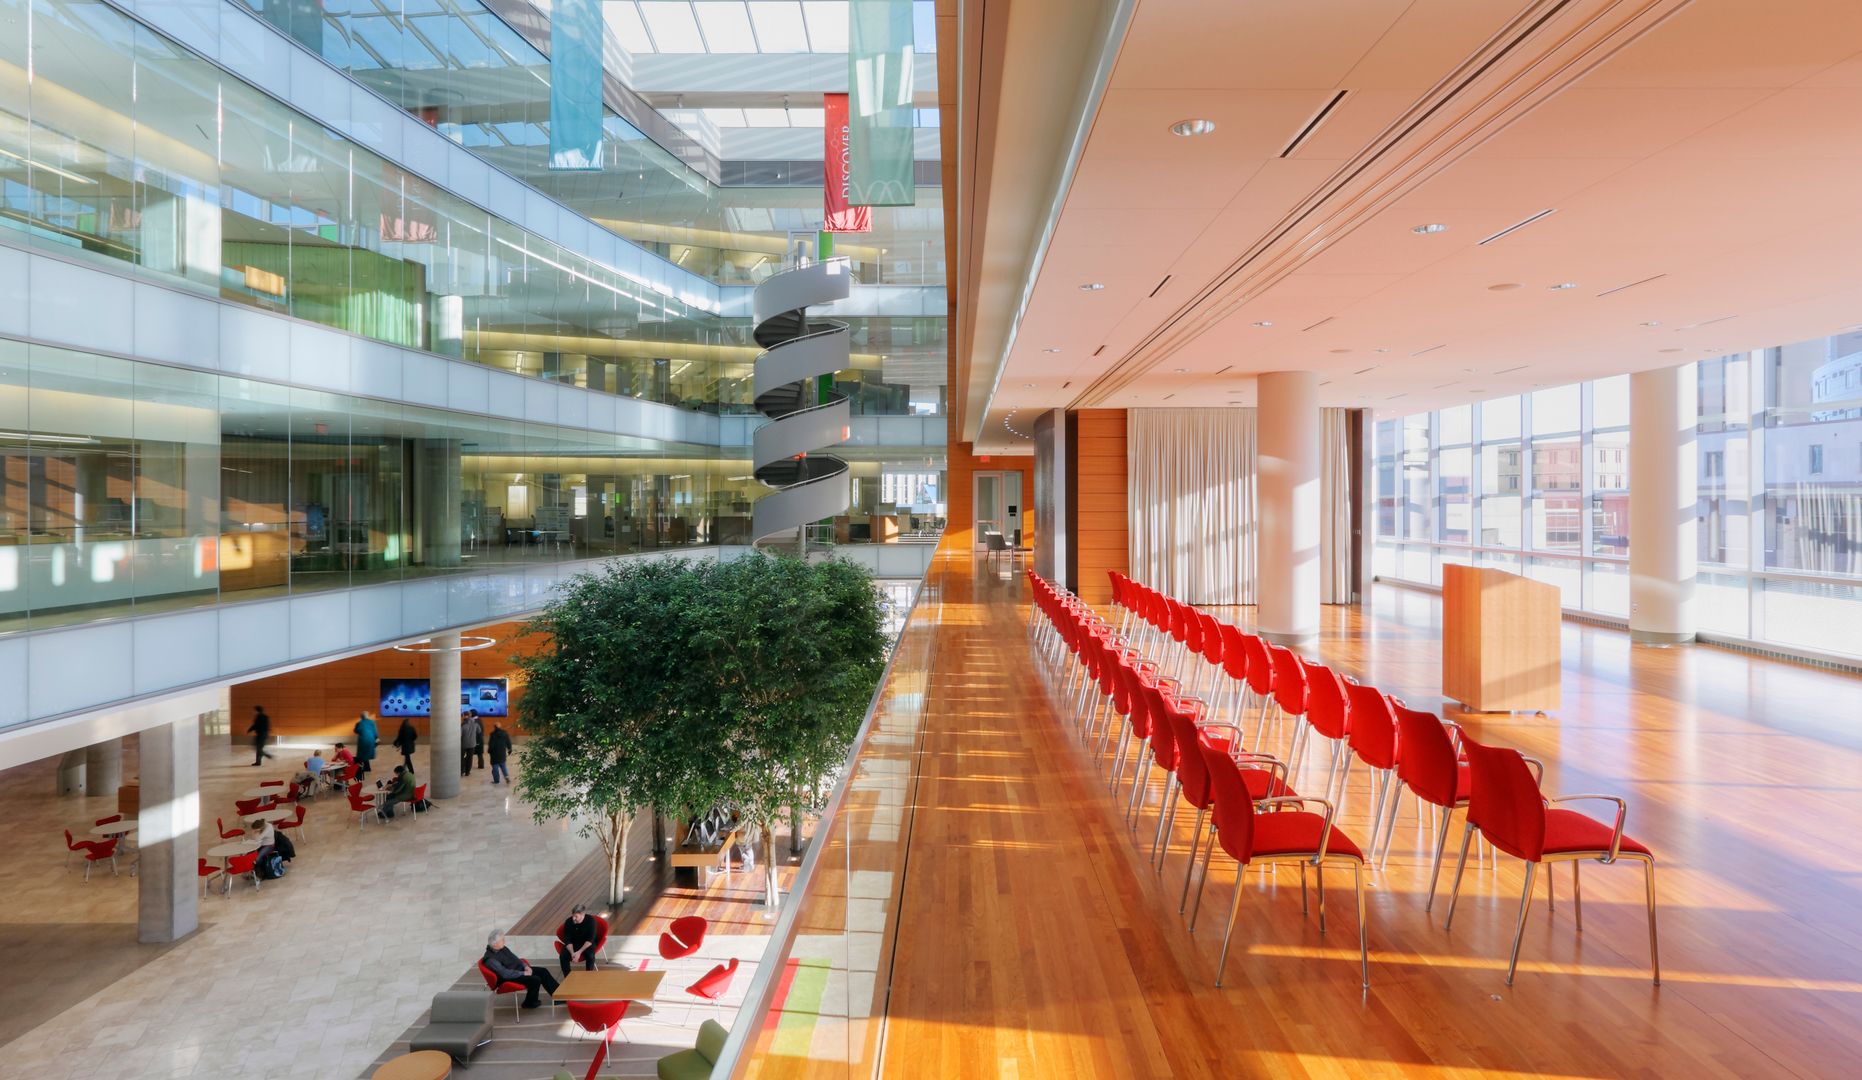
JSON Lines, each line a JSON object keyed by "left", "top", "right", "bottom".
{"left": 602, "top": 2, "right": 937, "bottom": 55}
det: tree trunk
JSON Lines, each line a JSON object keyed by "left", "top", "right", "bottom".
{"left": 761, "top": 825, "right": 780, "bottom": 911}
{"left": 605, "top": 810, "right": 629, "bottom": 907}
{"left": 790, "top": 796, "right": 803, "bottom": 855}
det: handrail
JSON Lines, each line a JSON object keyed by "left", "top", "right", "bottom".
{"left": 710, "top": 554, "right": 941, "bottom": 1076}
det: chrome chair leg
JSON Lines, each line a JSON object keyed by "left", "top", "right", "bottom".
{"left": 1442, "top": 821, "right": 1478, "bottom": 930}
{"left": 1572, "top": 860, "right": 1583, "bottom": 931}
{"left": 1179, "top": 807, "right": 1207, "bottom": 913}
{"left": 1152, "top": 785, "right": 1178, "bottom": 868}
{"left": 1315, "top": 862, "right": 1328, "bottom": 934}
{"left": 1354, "top": 863, "right": 1370, "bottom": 989}
{"left": 1643, "top": 859, "right": 1661, "bottom": 986}
{"left": 1377, "top": 779, "right": 1406, "bottom": 869}
{"left": 1189, "top": 829, "right": 1217, "bottom": 932}
{"left": 1215, "top": 866, "right": 1246, "bottom": 987}
{"left": 1505, "top": 862, "right": 1538, "bottom": 986}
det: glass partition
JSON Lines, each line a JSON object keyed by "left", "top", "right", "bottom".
{"left": 0, "top": 337, "right": 718, "bottom": 634}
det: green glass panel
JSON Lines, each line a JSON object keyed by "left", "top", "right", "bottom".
{"left": 848, "top": 0, "right": 916, "bottom": 207}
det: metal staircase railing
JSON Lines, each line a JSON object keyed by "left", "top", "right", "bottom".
{"left": 751, "top": 257, "right": 853, "bottom": 549}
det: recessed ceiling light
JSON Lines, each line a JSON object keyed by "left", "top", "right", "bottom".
{"left": 1329, "top": 349, "right": 1352, "bottom": 354}
{"left": 1549, "top": 282, "right": 1577, "bottom": 290}
{"left": 1642, "top": 321, "right": 1662, "bottom": 327}
{"left": 1251, "top": 320, "right": 1274, "bottom": 328}
{"left": 1021, "top": 383, "right": 1034, "bottom": 388}
{"left": 1411, "top": 223, "right": 1449, "bottom": 235}
{"left": 1487, "top": 283, "right": 1522, "bottom": 292}
{"left": 1170, "top": 118, "right": 1217, "bottom": 137}
{"left": 1042, "top": 347, "right": 1061, "bottom": 353}
{"left": 1659, "top": 348, "right": 1683, "bottom": 353}
{"left": 1172, "top": 367, "right": 1187, "bottom": 373}
{"left": 1080, "top": 283, "right": 1104, "bottom": 292}
{"left": 1373, "top": 348, "right": 1390, "bottom": 354}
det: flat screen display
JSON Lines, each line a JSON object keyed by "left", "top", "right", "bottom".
{"left": 379, "top": 677, "right": 508, "bottom": 718}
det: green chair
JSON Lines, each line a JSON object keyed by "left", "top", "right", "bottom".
{"left": 657, "top": 1019, "right": 730, "bottom": 1080}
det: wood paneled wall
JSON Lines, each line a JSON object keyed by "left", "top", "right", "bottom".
{"left": 229, "top": 621, "right": 545, "bottom": 741}
{"left": 1072, "top": 409, "right": 1128, "bottom": 608}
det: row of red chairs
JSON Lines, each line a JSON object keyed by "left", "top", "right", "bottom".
{"left": 1030, "top": 570, "right": 1368, "bottom": 988}
{"left": 1032, "top": 569, "right": 1661, "bottom": 988}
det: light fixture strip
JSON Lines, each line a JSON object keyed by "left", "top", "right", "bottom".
{"left": 1280, "top": 91, "right": 1349, "bottom": 159}
{"left": 1478, "top": 208, "right": 1556, "bottom": 246}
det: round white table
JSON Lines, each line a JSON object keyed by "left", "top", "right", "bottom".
{"left": 241, "top": 785, "right": 290, "bottom": 800}
{"left": 90, "top": 820, "right": 137, "bottom": 838}
{"left": 206, "top": 840, "right": 261, "bottom": 860}
{"left": 245, "top": 807, "right": 294, "bottom": 824}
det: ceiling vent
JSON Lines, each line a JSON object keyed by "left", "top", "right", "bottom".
{"left": 1281, "top": 91, "right": 1349, "bottom": 158}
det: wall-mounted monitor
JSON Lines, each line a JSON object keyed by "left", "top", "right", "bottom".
{"left": 379, "top": 677, "right": 509, "bottom": 718}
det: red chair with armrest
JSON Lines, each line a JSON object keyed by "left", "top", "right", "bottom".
{"left": 477, "top": 960, "right": 528, "bottom": 1020}
{"left": 1444, "top": 737, "right": 1661, "bottom": 986}
{"left": 658, "top": 915, "right": 707, "bottom": 960}
{"left": 63, "top": 830, "right": 120, "bottom": 880}
{"left": 556, "top": 914, "right": 611, "bottom": 970}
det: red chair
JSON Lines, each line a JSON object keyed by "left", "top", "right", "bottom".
{"left": 1242, "top": 634, "right": 1277, "bottom": 751}
{"left": 1190, "top": 741, "right": 1368, "bottom": 988}
{"left": 347, "top": 789, "right": 378, "bottom": 829}
{"left": 216, "top": 817, "right": 247, "bottom": 841}
{"left": 1193, "top": 611, "right": 1225, "bottom": 701}
{"left": 1297, "top": 660, "right": 1351, "bottom": 803}
{"left": 234, "top": 798, "right": 267, "bottom": 816}
{"left": 197, "top": 857, "right": 222, "bottom": 897}
{"left": 276, "top": 803, "right": 310, "bottom": 844}
{"left": 658, "top": 915, "right": 708, "bottom": 960}
{"left": 1159, "top": 698, "right": 1294, "bottom": 906}
{"left": 684, "top": 957, "right": 740, "bottom": 1023}
{"left": 1445, "top": 738, "right": 1660, "bottom": 986}
{"left": 224, "top": 850, "right": 262, "bottom": 892}
{"left": 556, "top": 914, "right": 611, "bottom": 971}
{"left": 63, "top": 830, "right": 119, "bottom": 880}
{"left": 1341, "top": 680, "right": 1403, "bottom": 865}
{"left": 259, "top": 779, "right": 286, "bottom": 788}
{"left": 477, "top": 960, "right": 528, "bottom": 1019}
{"left": 566, "top": 1000, "right": 630, "bottom": 1078}
{"left": 94, "top": 814, "right": 122, "bottom": 827}
{"left": 1391, "top": 703, "right": 1470, "bottom": 911}
{"left": 1215, "top": 623, "right": 1251, "bottom": 729}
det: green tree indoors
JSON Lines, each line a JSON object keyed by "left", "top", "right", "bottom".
{"left": 515, "top": 554, "right": 886, "bottom": 908}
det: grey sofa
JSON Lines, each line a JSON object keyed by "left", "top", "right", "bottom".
{"left": 408, "top": 990, "right": 494, "bottom": 1063}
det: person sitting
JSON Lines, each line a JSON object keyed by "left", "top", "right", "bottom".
{"left": 557, "top": 903, "right": 601, "bottom": 975}
{"left": 375, "top": 765, "right": 417, "bottom": 821}
{"left": 303, "top": 751, "right": 327, "bottom": 780}
{"left": 251, "top": 817, "right": 277, "bottom": 863}
{"left": 483, "top": 930, "right": 558, "bottom": 1009}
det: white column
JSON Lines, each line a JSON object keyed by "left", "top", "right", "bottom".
{"left": 138, "top": 716, "right": 200, "bottom": 943}
{"left": 1630, "top": 363, "right": 1698, "bottom": 643}
{"left": 428, "top": 633, "right": 462, "bottom": 799}
{"left": 1257, "top": 371, "right": 1322, "bottom": 644}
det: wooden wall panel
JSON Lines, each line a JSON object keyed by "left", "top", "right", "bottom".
{"left": 1073, "top": 409, "right": 1127, "bottom": 608}
{"left": 229, "top": 620, "right": 546, "bottom": 741}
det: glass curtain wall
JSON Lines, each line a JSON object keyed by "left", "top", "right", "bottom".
{"left": 1374, "top": 331, "right": 1862, "bottom": 660}
{"left": 0, "top": 0, "right": 725, "bottom": 411}
{"left": 0, "top": 337, "right": 718, "bottom": 635}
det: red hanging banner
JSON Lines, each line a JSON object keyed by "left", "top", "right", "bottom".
{"left": 824, "top": 93, "right": 871, "bottom": 233}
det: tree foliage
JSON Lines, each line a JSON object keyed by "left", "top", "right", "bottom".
{"left": 515, "top": 553, "right": 887, "bottom": 905}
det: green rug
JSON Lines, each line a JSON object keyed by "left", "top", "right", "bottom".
{"left": 771, "top": 957, "right": 833, "bottom": 1056}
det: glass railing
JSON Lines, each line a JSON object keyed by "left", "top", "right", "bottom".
{"left": 709, "top": 547, "right": 942, "bottom": 1077}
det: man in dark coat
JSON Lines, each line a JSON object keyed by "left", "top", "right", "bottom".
{"left": 247, "top": 706, "right": 273, "bottom": 766}
{"left": 487, "top": 722, "right": 513, "bottom": 785}
{"left": 483, "top": 930, "right": 558, "bottom": 1009}
{"left": 393, "top": 717, "right": 419, "bottom": 772}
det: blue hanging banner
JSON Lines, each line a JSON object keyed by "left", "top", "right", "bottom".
{"left": 848, "top": 0, "right": 916, "bottom": 206}
{"left": 549, "top": 0, "right": 604, "bottom": 170}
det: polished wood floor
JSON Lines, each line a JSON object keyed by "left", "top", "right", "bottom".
{"left": 878, "top": 555, "right": 1862, "bottom": 1078}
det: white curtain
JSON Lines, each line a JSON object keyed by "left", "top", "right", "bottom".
{"left": 1320, "top": 408, "right": 1354, "bottom": 604}
{"left": 1127, "top": 408, "right": 1257, "bottom": 605}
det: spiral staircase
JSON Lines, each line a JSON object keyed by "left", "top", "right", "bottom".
{"left": 751, "top": 257, "right": 853, "bottom": 548}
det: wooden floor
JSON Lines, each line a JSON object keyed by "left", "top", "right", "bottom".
{"left": 878, "top": 555, "right": 1862, "bottom": 1078}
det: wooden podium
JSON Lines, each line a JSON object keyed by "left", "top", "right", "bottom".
{"left": 1442, "top": 564, "right": 1561, "bottom": 713}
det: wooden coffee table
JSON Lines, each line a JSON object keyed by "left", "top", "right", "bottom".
{"left": 371, "top": 1049, "right": 452, "bottom": 1080}
{"left": 555, "top": 968, "right": 666, "bottom": 1003}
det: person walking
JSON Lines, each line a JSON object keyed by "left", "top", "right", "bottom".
{"left": 247, "top": 706, "right": 274, "bottom": 766}
{"left": 471, "top": 709, "right": 487, "bottom": 771}
{"left": 353, "top": 712, "right": 379, "bottom": 779}
{"left": 460, "top": 711, "right": 482, "bottom": 777}
{"left": 392, "top": 717, "right": 419, "bottom": 773}
{"left": 487, "top": 722, "right": 513, "bottom": 785}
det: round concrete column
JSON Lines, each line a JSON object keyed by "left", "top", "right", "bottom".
{"left": 427, "top": 632, "right": 463, "bottom": 799}
{"left": 85, "top": 737, "right": 123, "bottom": 799}
{"left": 1257, "top": 371, "right": 1322, "bottom": 644}
{"left": 1630, "top": 363, "right": 1698, "bottom": 644}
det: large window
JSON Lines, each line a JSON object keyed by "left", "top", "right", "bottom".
{"left": 1374, "top": 329, "right": 1862, "bottom": 660}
